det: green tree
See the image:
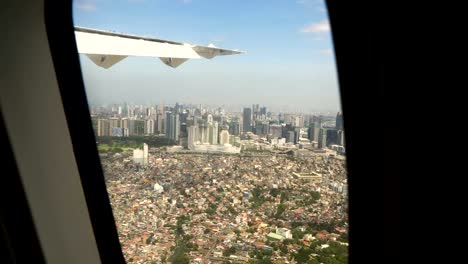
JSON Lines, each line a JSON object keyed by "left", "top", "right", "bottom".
{"left": 275, "top": 203, "right": 287, "bottom": 218}
{"left": 269, "top": 188, "right": 280, "bottom": 197}
{"left": 223, "top": 246, "right": 236, "bottom": 257}
{"left": 293, "top": 247, "right": 313, "bottom": 263}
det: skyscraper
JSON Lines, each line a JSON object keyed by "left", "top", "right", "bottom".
{"left": 282, "top": 124, "right": 293, "bottom": 139}
{"left": 318, "top": 128, "right": 327, "bottom": 149}
{"left": 262, "top": 122, "right": 270, "bottom": 136}
{"left": 307, "top": 124, "right": 315, "bottom": 141}
{"left": 294, "top": 127, "right": 301, "bottom": 143}
{"left": 187, "top": 124, "right": 198, "bottom": 149}
{"left": 165, "top": 112, "right": 180, "bottom": 142}
{"left": 207, "top": 114, "right": 213, "bottom": 123}
{"left": 243, "top": 108, "right": 252, "bottom": 132}
{"left": 338, "top": 130, "right": 345, "bottom": 146}
{"left": 313, "top": 120, "right": 321, "bottom": 143}
{"left": 269, "top": 124, "right": 282, "bottom": 138}
{"left": 208, "top": 122, "right": 219, "bottom": 145}
{"left": 97, "top": 119, "right": 110, "bottom": 136}
{"left": 173, "top": 113, "right": 180, "bottom": 142}
{"left": 287, "top": 131, "right": 296, "bottom": 144}
{"left": 143, "top": 143, "right": 148, "bottom": 165}
{"left": 134, "top": 120, "right": 145, "bottom": 136}
{"left": 229, "top": 120, "right": 241, "bottom": 136}
{"left": 156, "top": 113, "right": 164, "bottom": 134}
{"left": 326, "top": 128, "right": 338, "bottom": 146}
{"left": 146, "top": 119, "right": 155, "bottom": 135}
{"left": 165, "top": 112, "right": 171, "bottom": 137}
{"left": 109, "top": 117, "right": 121, "bottom": 131}
{"left": 220, "top": 130, "right": 230, "bottom": 145}
{"left": 336, "top": 112, "right": 343, "bottom": 130}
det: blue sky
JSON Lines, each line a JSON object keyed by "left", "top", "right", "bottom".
{"left": 73, "top": 0, "right": 341, "bottom": 113}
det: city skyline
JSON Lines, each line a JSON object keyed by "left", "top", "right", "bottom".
{"left": 74, "top": 0, "right": 341, "bottom": 113}
{"left": 89, "top": 101, "right": 341, "bottom": 115}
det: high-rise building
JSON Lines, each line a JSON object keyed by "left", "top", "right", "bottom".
{"left": 318, "top": 128, "right": 327, "bottom": 149}
{"left": 337, "top": 130, "right": 345, "bottom": 146}
{"left": 165, "top": 112, "right": 171, "bottom": 136}
{"left": 187, "top": 124, "right": 198, "bottom": 149}
{"left": 97, "top": 119, "right": 110, "bottom": 136}
{"left": 199, "top": 123, "right": 208, "bottom": 144}
{"left": 313, "top": 121, "right": 321, "bottom": 143}
{"left": 252, "top": 104, "right": 260, "bottom": 122}
{"left": 307, "top": 124, "right": 315, "bottom": 141}
{"left": 294, "top": 116, "right": 301, "bottom": 127}
{"left": 128, "top": 120, "right": 135, "bottom": 135}
{"left": 109, "top": 117, "right": 121, "bottom": 131}
{"left": 282, "top": 124, "right": 293, "bottom": 138}
{"left": 121, "top": 118, "right": 129, "bottom": 130}
{"left": 294, "top": 127, "right": 301, "bottom": 143}
{"left": 287, "top": 131, "right": 296, "bottom": 144}
{"left": 262, "top": 122, "right": 270, "bottom": 136}
{"left": 165, "top": 112, "right": 180, "bottom": 142}
{"left": 146, "top": 119, "right": 156, "bottom": 135}
{"left": 208, "top": 122, "right": 219, "bottom": 145}
{"left": 269, "top": 124, "right": 282, "bottom": 138}
{"left": 243, "top": 108, "right": 252, "bottom": 132}
{"left": 143, "top": 143, "right": 148, "bottom": 165}
{"left": 229, "top": 121, "right": 241, "bottom": 136}
{"left": 173, "top": 114, "right": 180, "bottom": 142}
{"left": 207, "top": 114, "right": 213, "bottom": 123}
{"left": 336, "top": 112, "right": 344, "bottom": 130}
{"left": 220, "top": 130, "right": 230, "bottom": 145}
{"left": 134, "top": 120, "right": 145, "bottom": 136}
{"left": 254, "top": 121, "right": 263, "bottom": 135}
{"left": 156, "top": 113, "right": 164, "bottom": 134}
{"left": 326, "top": 128, "right": 338, "bottom": 146}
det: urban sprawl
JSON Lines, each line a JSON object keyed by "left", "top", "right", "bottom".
{"left": 92, "top": 103, "right": 348, "bottom": 264}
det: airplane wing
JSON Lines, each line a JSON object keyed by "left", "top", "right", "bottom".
{"left": 74, "top": 27, "right": 244, "bottom": 69}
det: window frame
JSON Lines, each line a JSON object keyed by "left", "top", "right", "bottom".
{"left": 38, "top": 0, "right": 400, "bottom": 262}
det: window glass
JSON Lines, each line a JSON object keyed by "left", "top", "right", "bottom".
{"left": 74, "top": 0, "right": 348, "bottom": 263}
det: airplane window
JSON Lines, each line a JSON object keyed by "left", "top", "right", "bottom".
{"left": 73, "top": 0, "right": 348, "bottom": 263}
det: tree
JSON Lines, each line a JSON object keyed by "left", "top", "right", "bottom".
{"left": 293, "top": 247, "right": 313, "bottom": 263}
{"left": 269, "top": 188, "right": 280, "bottom": 197}
{"left": 205, "top": 208, "right": 216, "bottom": 215}
{"left": 146, "top": 234, "right": 154, "bottom": 245}
{"left": 171, "top": 254, "right": 189, "bottom": 264}
{"left": 275, "top": 203, "right": 287, "bottom": 218}
{"left": 280, "top": 192, "right": 288, "bottom": 203}
{"left": 223, "top": 246, "right": 236, "bottom": 257}
{"left": 292, "top": 229, "right": 304, "bottom": 240}
{"left": 258, "top": 257, "right": 273, "bottom": 264}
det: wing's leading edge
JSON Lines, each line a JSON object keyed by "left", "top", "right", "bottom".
{"left": 74, "top": 27, "right": 244, "bottom": 69}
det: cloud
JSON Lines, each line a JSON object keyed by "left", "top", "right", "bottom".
{"left": 300, "top": 20, "right": 330, "bottom": 33}
{"left": 75, "top": 1, "right": 96, "bottom": 11}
